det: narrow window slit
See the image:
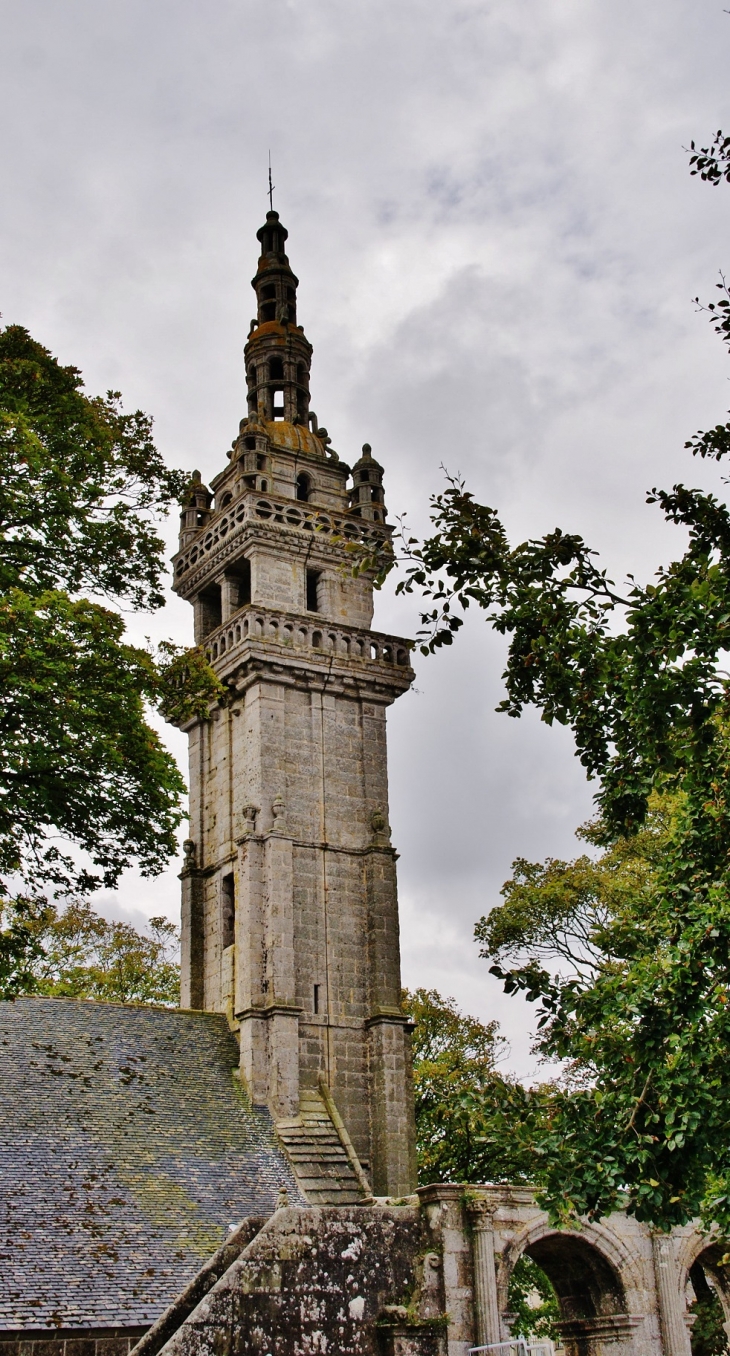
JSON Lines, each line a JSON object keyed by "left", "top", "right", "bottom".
{"left": 306, "top": 570, "right": 320, "bottom": 612}
{"left": 221, "top": 873, "right": 235, "bottom": 950}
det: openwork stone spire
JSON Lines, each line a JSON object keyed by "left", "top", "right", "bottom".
{"left": 245, "top": 210, "right": 312, "bottom": 427}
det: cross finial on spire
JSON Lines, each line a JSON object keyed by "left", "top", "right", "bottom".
{"left": 268, "top": 152, "right": 275, "bottom": 211}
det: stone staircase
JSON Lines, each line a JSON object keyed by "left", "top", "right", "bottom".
{"left": 276, "top": 1086, "right": 372, "bottom": 1206}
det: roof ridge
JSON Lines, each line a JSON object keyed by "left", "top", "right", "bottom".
{"left": 12, "top": 994, "right": 225, "bottom": 1019}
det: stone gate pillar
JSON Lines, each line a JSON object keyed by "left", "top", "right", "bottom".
{"left": 467, "top": 1198, "right": 501, "bottom": 1349}
{"left": 653, "top": 1232, "right": 692, "bottom": 1356}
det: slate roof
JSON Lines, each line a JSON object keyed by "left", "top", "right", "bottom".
{"left": 0, "top": 997, "right": 303, "bottom": 1332}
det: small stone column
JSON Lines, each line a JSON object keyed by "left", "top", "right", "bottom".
{"left": 652, "top": 1232, "right": 692, "bottom": 1356}
{"left": 467, "top": 1198, "right": 501, "bottom": 1350}
{"left": 179, "top": 840, "right": 204, "bottom": 1010}
{"left": 219, "top": 573, "right": 239, "bottom": 624}
{"left": 263, "top": 797, "right": 300, "bottom": 1120}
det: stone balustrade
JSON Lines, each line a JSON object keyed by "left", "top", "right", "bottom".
{"left": 203, "top": 603, "right": 412, "bottom": 671}
{"left": 174, "top": 489, "right": 389, "bottom": 585}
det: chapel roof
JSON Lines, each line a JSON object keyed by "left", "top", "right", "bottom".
{"left": 0, "top": 997, "right": 301, "bottom": 1332}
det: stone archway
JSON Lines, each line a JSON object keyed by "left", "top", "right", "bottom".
{"left": 677, "top": 1235, "right": 730, "bottom": 1355}
{"left": 501, "top": 1226, "right": 644, "bottom": 1356}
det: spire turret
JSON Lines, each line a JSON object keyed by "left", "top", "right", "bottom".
{"left": 178, "top": 470, "right": 212, "bottom": 547}
{"left": 350, "top": 444, "right": 387, "bottom": 525}
{"left": 244, "top": 210, "right": 312, "bottom": 427}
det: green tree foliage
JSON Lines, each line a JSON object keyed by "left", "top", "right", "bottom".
{"left": 0, "top": 895, "right": 48, "bottom": 998}
{"left": 406, "top": 989, "right": 560, "bottom": 1339}
{"left": 156, "top": 640, "right": 226, "bottom": 726}
{"left": 22, "top": 897, "right": 179, "bottom": 1005}
{"left": 0, "top": 324, "right": 221, "bottom": 996}
{"left": 0, "top": 324, "right": 183, "bottom": 605}
{"left": 0, "top": 588, "right": 184, "bottom": 893}
{"left": 689, "top": 132, "right": 730, "bottom": 187}
{"left": 384, "top": 136, "right": 730, "bottom": 1233}
{"left": 478, "top": 795, "right": 674, "bottom": 987}
{"left": 507, "top": 1254, "right": 560, "bottom": 1342}
{"left": 404, "top": 987, "right": 535, "bottom": 1185}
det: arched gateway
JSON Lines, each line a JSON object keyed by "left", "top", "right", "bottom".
{"left": 413, "top": 1182, "right": 708, "bottom": 1356}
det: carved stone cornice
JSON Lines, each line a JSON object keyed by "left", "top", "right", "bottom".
{"left": 365, "top": 1009, "right": 415, "bottom": 1032}
{"left": 235, "top": 1002, "right": 303, "bottom": 1022}
{"left": 236, "top": 834, "right": 398, "bottom": 858}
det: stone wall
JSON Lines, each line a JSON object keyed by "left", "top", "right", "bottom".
{"left": 131, "top": 1186, "right": 729, "bottom": 1356}
{"left": 8, "top": 1185, "right": 724, "bottom": 1356}
{"left": 147, "top": 1205, "right": 438, "bottom": 1356}
{"left": 0, "top": 1332, "right": 147, "bottom": 1356}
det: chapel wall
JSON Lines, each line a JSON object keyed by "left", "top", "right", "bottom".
{"left": 0, "top": 1333, "right": 148, "bottom": 1356}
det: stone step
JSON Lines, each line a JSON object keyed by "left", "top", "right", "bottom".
{"left": 276, "top": 1131, "right": 348, "bottom": 1150}
{"left": 282, "top": 1153, "right": 351, "bottom": 1167}
{"left": 281, "top": 1157, "right": 352, "bottom": 1173}
{"left": 275, "top": 1088, "right": 370, "bottom": 1207}
{"left": 276, "top": 1133, "right": 347, "bottom": 1155}
{"left": 278, "top": 1132, "right": 348, "bottom": 1148}
{"left": 291, "top": 1161, "right": 351, "bottom": 1174}
{"left": 278, "top": 1124, "right": 346, "bottom": 1138}
{"left": 284, "top": 1159, "right": 350, "bottom": 1173}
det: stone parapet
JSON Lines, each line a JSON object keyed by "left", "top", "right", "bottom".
{"left": 203, "top": 602, "right": 412, "bottom": 668}
{"left": 173, "top": 487, "right": 389, "bottom": 600}
{"left": 196, "top": 602, "right": 414, "bottom": 700}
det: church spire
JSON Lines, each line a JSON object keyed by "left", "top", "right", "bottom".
{"left": 245, "top": 210, "right": 312, "bottom": 427}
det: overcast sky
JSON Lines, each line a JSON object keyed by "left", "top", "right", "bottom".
{"left": 2, "top": 0, "right": 730, "bottom": 1074}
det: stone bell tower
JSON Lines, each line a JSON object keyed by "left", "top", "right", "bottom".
{"left": 172, "top": 210, "right": 416, "bottom": 1199}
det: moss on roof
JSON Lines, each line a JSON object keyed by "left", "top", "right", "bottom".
{"left": 0, "top": 997, "right": 302, "bottom": 1331}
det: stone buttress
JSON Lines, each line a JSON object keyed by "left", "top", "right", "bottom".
{"left": 172, "top": 210, "right": 417, "bottom": 1200}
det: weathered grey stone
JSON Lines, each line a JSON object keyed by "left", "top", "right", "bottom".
{"left": 172, "top": 209, "right": 416, "bottom": 1200}
{"left": 130, "top": 1186, "right": 730, "bottom": 1356}
{"left": 152, "top": 1205, "right": 438, "bottom": 1356}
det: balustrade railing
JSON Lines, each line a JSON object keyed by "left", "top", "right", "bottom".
{"left": 203, "top": 607, "right": 411, "bottom": 671}
{"left": 175, "top": 490, "right": 386, "bottom": 584}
